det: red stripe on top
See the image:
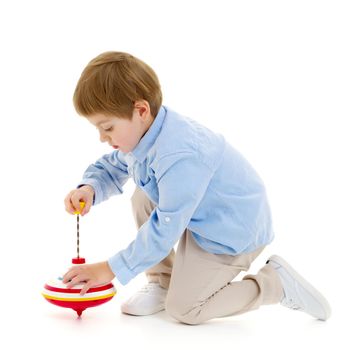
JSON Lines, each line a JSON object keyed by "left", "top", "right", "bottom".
{"left": 44, "top": 283, "right": 114, "bottom": 294}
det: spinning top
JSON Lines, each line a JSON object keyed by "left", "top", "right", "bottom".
{"left": 42, "top": 201, "right": 116, "bottom": 317}
{"left": 42, "top": 265, "right": 116, "bottom": 317}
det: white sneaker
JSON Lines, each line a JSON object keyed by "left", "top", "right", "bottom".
{"left": 121, "top": 282, "right": 167, "bottom": 316}
{"left": 267, "top": 255, "right": 331, "bottom": 321}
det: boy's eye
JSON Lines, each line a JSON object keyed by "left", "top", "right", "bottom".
{"left": 104, "top": 127, "right": 113, "bottom": 132}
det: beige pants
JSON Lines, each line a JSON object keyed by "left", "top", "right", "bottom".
{"left": 131, "top": 186, "right": 283, "bottom": 324}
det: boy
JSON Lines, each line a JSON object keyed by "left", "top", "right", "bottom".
{"left": 63, "top": 51, "right": 331, "bottom": 324}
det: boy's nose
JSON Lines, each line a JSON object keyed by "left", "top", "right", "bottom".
{"left": 99, "top": 133, "right": 109, "bottom": 143}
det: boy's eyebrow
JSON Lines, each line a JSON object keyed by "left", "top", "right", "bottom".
{"left": 96, "top": 120, "right": 111, "bottom": 126}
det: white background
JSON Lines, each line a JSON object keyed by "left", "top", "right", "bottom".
{"left": 0, "top": 0, "right": 349, "bottom": 349}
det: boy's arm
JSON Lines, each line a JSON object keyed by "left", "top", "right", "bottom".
{"left": 77, "top": 151, "right": 131, "bottom": 205}
{"left": 108, "top": 152, "right": 215, "bottom": 285}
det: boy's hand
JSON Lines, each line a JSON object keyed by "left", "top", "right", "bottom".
{"left": 64, "top": 185, "right": 95, "bottom": 216}
{"left": 62, "top": 261, "right": 115, "bottom": 295}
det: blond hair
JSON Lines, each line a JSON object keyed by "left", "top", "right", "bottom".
{"left": 73, "top": 51, "right": 162, "bottom": 119}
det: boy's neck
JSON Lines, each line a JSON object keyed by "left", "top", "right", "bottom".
{"left": 141, "top": 114, "right": 155, "bottom": 138}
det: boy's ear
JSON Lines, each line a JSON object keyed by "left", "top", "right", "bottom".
{"left": 134, "top": 100, "right": 150, "bottom": 120}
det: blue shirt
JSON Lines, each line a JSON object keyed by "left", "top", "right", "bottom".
{"left": 78, "top": 106, "right": 274, "bottom": 285}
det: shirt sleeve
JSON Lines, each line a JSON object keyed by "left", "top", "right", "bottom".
{"left": 107, "top": 152, "right": 215, "bottom": 285}
{"left": 77, "top": 151, "right": 131, "bottom": 205}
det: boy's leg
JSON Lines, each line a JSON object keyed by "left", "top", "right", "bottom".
{"left": 165, "top": 230, "right": 283, "bottom": 325}
{"left": 131, "top": 186, "right": 174, "bottom": 289}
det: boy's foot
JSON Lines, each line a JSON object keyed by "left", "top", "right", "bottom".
{"left": 121, "top": 282, "right": 167, "bottom": 316}
{"left": 267, "top": 255, "right": 331, "bottom": 321}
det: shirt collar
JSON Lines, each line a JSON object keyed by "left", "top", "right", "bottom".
{"left": 130, "top": 105, "right": 167, "bottom": 163}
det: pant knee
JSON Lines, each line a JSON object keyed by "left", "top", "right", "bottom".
{"left": 165, "top": 298, "right": 202, "bottom": 325}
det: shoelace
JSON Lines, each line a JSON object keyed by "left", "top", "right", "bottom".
{"left": 139, "top": 283, "right": 159, "bottom": 294}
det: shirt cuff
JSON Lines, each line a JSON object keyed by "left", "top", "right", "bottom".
{"left": 108, "top": 252, "right": 137, "bottom": 286}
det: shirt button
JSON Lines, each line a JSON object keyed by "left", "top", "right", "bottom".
{"left": 165, "top": 216, "right": 171, "bottom": 223}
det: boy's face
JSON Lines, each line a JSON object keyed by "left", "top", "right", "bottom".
{"left": 87, "top": 104, "right": 154, "bottom": 154}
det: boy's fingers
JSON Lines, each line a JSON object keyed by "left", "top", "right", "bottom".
{"left": 64, "top": 191, "right": 73, "bottom": 204}
{"left": 65, "top": 275, "right": 87, "bottom": 289}
{"left": 80, "top": 281, "right": 93, "bottom": 295}
{"left": 64, "top": 193, "right": 73, "bottom": 212}
{"left": 81, "top": 200, "right": 92, "bottom": 216}
{"left": 62, "top": 268, "right": 77, "bottom": 284}
{"left": 71, "top": 197, "right": 82, "bottom": 213}
{"left": 65, "top": 202, "right": 76, "bottom": 214}
{"left": 64, "top": 191, "right": 80, "bottom": 214}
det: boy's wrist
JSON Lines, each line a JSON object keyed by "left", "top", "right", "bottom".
{"left": 103, "top": 261, "right": 116, "bottom": 280}
{"left": 79, "top": 184, "right": 95, "bottom": 198}
{"left": 80, "top": 184, "right": 94, "bottom": 193}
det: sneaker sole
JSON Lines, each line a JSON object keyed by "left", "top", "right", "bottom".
{"left": 267, "top": 254, "right": 332, "bottom": 320}
{"left": 121, "top": 304, "right": 165, "bottom": 316}
{"left": 121, "top": 309, "right": 165, "bottom": 316}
